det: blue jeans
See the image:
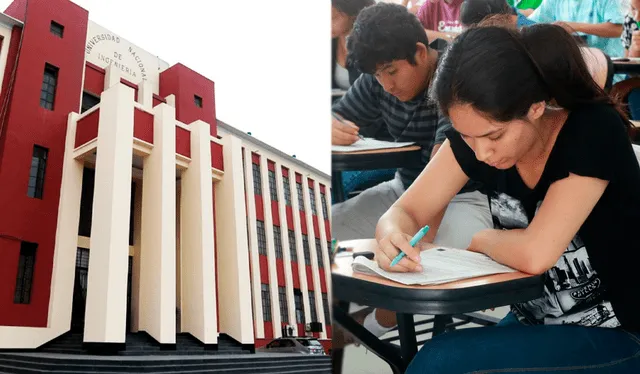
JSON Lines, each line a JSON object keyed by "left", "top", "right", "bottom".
{"left": 406, "top": 312, "right": 640, "bottom": 373}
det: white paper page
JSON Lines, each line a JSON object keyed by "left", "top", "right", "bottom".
{"left": 332, "top": 138, "right": 416, "bottom": 153}
{"left": 332, "top": 88, "right": 347, "bottom": 96}
{"left": 352, "top": 247, "right": 517, "bottom": 285}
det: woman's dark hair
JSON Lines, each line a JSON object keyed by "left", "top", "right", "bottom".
{"left": 332, "top": 0, "right": 376, "bottom": 17}
{"left": 459, "top": 0, "right": 515, "bottom": 27}
{"left": 346, "top": 3, "right": 429, "bottom": 74}
{"left": 431, "top": 24, "right": 628, "bottom": 124}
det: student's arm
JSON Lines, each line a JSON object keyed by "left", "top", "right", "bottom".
{"left": 331, "top": 75, "right": 381, "bottom": 145}
{"left": 555, "top": 22, "right": 623, "bottom": 38}
{"left": 629, "top": 31, "right": 640, "bottom": 57}
{"left": 469, "top": 174, "right": 608, "bottom": 274}
{"left": 374, "top": 140, "right": 469, "bottom": 272}
{"left": 332, "top": 74, "right": 382, "bottom": 141}
{"left": 527, "top": 0, "right": 555, "bottom": 23}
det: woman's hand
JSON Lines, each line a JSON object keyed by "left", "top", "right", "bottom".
{"left": 375, "top": 231, "right": 423, "bottom": 272}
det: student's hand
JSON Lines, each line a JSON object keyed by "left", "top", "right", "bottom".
{"left": 375, "top": 232, "right": 423, "bottom": 272}
{"left": 631, "top": 31, "right": 640, "bottom": 53}
{"left": 332, "top": 116, "right": 361, "bottom": 145}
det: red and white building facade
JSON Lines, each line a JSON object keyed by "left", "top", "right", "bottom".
{"left": 0, "top": 0, "right": 332, "bottom": 353}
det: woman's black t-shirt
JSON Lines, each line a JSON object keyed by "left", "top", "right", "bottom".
{"left": 446, "top": 104, "right": 640, "bottom": 331}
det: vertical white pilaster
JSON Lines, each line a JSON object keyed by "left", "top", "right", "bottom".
{"left": 84, "top": 82, "right": 135, "bottom": 343}
{"left": 180, "top": 120, "right": 218, "bottom": 344}
{"left": 139, "top": 103, "right": 177, "bottom": 343}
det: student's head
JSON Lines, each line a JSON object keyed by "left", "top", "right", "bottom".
{"left": 431, "top": 24, "right": 623, "bottom": 169}
{"left": 331, "top": 0, "right": 376, "bottom": 38}
{"left": 347, "top": 3, "right": 433, "bottom": 102}
{"left": 631, "top": 0, "right": 640, "bottom": 21}
{"left": 459, "top": 0, "right": 516, "bottom": 28}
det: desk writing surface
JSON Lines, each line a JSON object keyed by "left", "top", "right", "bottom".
{"left": 332, "top": 144, "right": 421, "bottom": 156}
{"left": 332, "top": 138, "right": 417, "bottom": 153}
{"left": 332, "top": 238, "right": 536, "bottom": 291}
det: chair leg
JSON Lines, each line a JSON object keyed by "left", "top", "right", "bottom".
{"left": 397, "top": 313, "right": 418, "bottom": 368}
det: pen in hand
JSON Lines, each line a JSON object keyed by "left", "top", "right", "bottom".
{"left": 390, "top": 225, "right": 430, "bottom": 268}
{"left": 332, "top": 112, "right": 364, "bottom": 140}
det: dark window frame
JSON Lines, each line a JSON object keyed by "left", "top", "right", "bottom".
{"left": 194, "top": 94, "right": 203, "bottom": 108}
{"left": 257, "top": 220, "right": 267, "bottom": 255}
{"left": 14, "top": 242, "right": 37, "bottom": 304}
{"left": 288, "top": 229, "right": 297, "bottom": 263}
{"left": 268, "top": 169, "right": 278, "bottom": 201}
{"left": 296, "top": 182, "right": 304, "bottom": 211}
{"left": 27, "top": 145, "right": 48, "bottom": 199}
{"left": 279, "top": 286, "right": 289, "bottom": 323}
{"left": 40, "top": 63, "right": 59, "bottom": 110}
{"left": 261, "top": 284, "right": 272, "bottom": 322}
{"left": 252, "top": 163, "right": 262, "bottom": 196}
{"left": 50, "top": 20, "right": 64, "bottom": 37}
{"left": 283, "top": 175, "right": 292, "bottom": 206}
{"left": 273, "top": 225, "right": 283, "bottom": 259}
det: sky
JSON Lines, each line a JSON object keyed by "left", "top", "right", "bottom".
{"left": 0, "top": 0, "right": 331, "bottom": 175}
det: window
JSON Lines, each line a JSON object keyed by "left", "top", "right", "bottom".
{"left": 288, "top": 230, "right": 297, "bottom": 263}
{"left": 321, "top": 193, "right": 328, "bottom": 219}
{"left": 279, "top": 286, "right": 289, "bottom": 323}
{"left": 268, "top": 170, "right": 278, "bottom": 201}
{"left": 40, "top": 64, "right": 59, "bottom": 110}
{"left": 261, "top": 284, "right": 271, "bottom": 322}
{"left": 322, "top": 293, "right": 331, "bottom": 325}
{"left": 302, "top": 234, "right": 311, "bottom": 265}
{"left": 50, "top": 21, "right": 64, "bottom": 37}
{"left": 194, "top": 94, "right": 203, "bottom": 108}
{"left": 296, "top": 182, "right": 304, "bottom": 211}
{"left": 283, "top": 175, "right": 291, "bottom": 206}
{"left": 294, "top": 289, "right": 305, "bottom": 324}
{"left": 81, "top": 91, "right": 100, "bottom": 113}
{"left": 309, "top": 290, "right": 318, "bottom": 322}
{"left": 14, "top": 242, "right": 37, "bottom": 304}
{"left": 252, "top": 163, "right": 262, "bottom": 196}
{"left": 315, "top": 238, "right": 324, "bottom": 268}
{"left": 273, "top": 226, "right": 283, "bottom": 259}
{"left": 27, "top": 145, "right": 48, "bottom": 199}
{"left": 309, "top": 188, "right": 317, "bottom": 215}
{"left": 257, "top": 220, "right": 267, "bottom": 255}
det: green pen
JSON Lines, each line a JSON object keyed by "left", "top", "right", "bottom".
{"left": 390, "top": 225, "right": 430, "bottom": 268}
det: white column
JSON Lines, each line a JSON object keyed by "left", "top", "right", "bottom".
{"left": 302, "top": 177, "right": 327, "bottom": 339}
{"left": 180, "top": 120, "right": 218, "bottom": 344}
{"left": 243, "top": 148, "right": 264, "bottom": 338}
{"left": 48, "top": 112, "right": 84, "bottom": 329}
{"left": 84, "top": 81, "right": 135, "bottom": 343}
{"left": 276, "top": 164, "right": 297, "bottom": 336}
{"left": 290, "top": 170, "right": 311, "bottom": 332}
{"left": 215, "top": 135, "right": 255, "bottom": 344}
{"left": 260, "top": 158, "right": 282, "bottom": 337}
{"left": 139, "top": 103, "right": 177, "bottom": 343}
{"left": 314, "top": 180, "right": 332, "bottom": 337}
{"left": 137, "top": 80, "right": 153, "bottom": 110}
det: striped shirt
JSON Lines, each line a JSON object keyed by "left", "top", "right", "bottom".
{"left": 333, "top": 72, "right": 480, "bottom": 194}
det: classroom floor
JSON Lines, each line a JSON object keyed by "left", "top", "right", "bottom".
{"left": 339, "top": 306, "right": 511, "bottom": 374}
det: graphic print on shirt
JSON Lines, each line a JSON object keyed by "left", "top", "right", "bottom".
{"left": 489, "top": 192, "right": 620, "bottom": 328}
{"left": 437, "top": 20, "right": 462, "bottom": 33}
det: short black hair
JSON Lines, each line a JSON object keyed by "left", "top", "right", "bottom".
{"left": 459, "top": 0, "right": 515, "bottom": 27}
{"left": 346, "top": 3, "right": 429, "bottom": 74}
{"left": 332, "top": 0, "right": 375, "bottom": 17}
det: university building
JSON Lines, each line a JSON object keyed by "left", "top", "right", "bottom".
{"left": 0, "top": 0, "right": 332, "bottom": 353}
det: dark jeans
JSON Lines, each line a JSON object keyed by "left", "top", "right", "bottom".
{"left": 406, "top": 312, "right": 640, "bottom": 373}
{"left": 629, "top": 88, "right": 640, "bottom": 121}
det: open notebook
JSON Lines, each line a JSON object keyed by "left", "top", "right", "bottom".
{"left": 352, "top": 247, "right": 517, "bottom": 286}
{"left": 332, "top": 138, "right": 416, "bottom": 153}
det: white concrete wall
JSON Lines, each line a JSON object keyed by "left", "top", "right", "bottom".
{"left": 215, "top": 135, "right": 255, "bottom": 344}
{"left": 179, "top": 120, "right": 218, "bottom": 344}
{"left": 84, "top": 77, "right": 135, "bottom": 343}
{"left": 138, "top": 102, "right": 177, "bottom": 343}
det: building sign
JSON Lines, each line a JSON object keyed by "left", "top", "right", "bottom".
{"left": 85, "top": 21, "right": 169, "bottom": 94}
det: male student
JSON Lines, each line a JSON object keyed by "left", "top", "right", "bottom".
{"left": 528, "top": 0, "right": 625, "bottom": 58}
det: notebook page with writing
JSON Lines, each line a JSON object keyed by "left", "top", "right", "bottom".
{"left": 352, "top": 247, "right": 517, "bottom": 286}
{"left": 332, "top": 138, "right": 416, "bottom": 153}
